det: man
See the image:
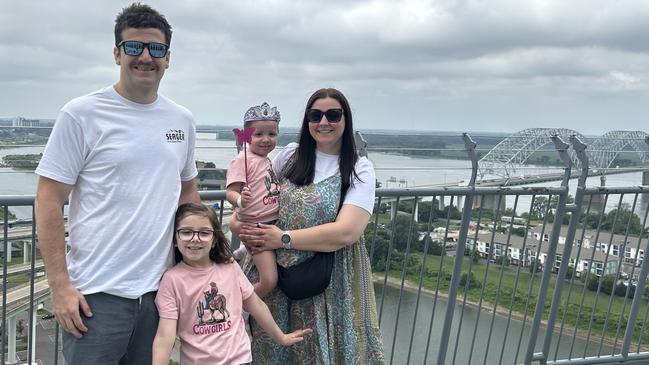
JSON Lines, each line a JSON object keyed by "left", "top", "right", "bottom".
{"left": 34, "top": 3, "right": 200, "bottom": 364}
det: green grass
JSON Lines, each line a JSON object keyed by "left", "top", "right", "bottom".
{"left": 377, "top": 253, "right": 649, "bottom": 346}
{"left": 0, "top": 254, "right": 43, "bottom": 268}
{"left": 5, "top": 273, "right": 30, "bottom": 285}
{"left": 0, "top": 255, "right": 25, "bottom": 267}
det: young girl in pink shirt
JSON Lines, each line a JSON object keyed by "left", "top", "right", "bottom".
{"left": 152, "top": 203, "right": 310, "bottom": 365}
{"left": 226, "top": 102, "right": 281, "bottom": 299}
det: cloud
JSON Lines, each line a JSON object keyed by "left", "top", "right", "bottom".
{"left": 2, "top": 0, "right": 649, "bottom": 134}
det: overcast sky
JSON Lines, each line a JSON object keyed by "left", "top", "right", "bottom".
{"left": 2, "top": 0, "right": 649, "bottom": 134}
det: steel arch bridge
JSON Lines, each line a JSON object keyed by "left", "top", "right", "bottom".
{"left": 478, "top": 128, "right": 649, "bottom": 180}
{"left": 588, "top": 130, "right": 649, "bottom": 169}
{"left": 478, "top": 128, "right": 586, "bottom": 179}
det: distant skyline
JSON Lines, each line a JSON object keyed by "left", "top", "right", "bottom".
{"left": 2, "top": 0, "right": 649, "bottom": 134}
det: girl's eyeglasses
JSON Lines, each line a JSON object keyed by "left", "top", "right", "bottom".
{"left": 118, "top": 40, "right": 169, "bottom": 58}
{"left": 176, "top": 229, "right": 214, "bottom": 242}
{"left": 306, "top": 108, "right": 344, "bottom": 123}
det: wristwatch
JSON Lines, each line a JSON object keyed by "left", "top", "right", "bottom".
{"left": 281, "top": 230, "right": 292, "bottom": 249}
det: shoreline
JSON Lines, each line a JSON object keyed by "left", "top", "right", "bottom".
{"left": 374, "top": 273, "right": 649, "bottom": 353}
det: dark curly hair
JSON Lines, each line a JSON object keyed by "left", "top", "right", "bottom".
{"left": 114, "top": 3, "right": 173, "bottom": 46}
{"left": 173, "top": 203, "right": 232, "bottom": 264}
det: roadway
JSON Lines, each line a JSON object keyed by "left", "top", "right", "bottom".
{"left": 1, "top": 260, "right": 45, "bottom": 277}
{"left": 3, "top": 226, "right": 37, "bottom": 241}
{"left": 1, "top": 277, "right": 50, "bottom": 317}
{"left": 405, "top": 166, "right": 647, "bottom": 189}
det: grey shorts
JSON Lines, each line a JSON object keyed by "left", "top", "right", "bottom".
{"left": 62, "top": 291, "right": 158, "bottom": 365}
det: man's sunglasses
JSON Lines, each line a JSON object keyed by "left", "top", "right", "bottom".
{"left": 118, "top": 40, "right": 169, "bottom": 58}
{"left": 306, "top": 108, "right": 344, "bottom": 123}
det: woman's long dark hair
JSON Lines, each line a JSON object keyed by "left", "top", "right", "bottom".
{"left": 173, "top": 203, "right": 232, "bottom": 264}
{"left": 284, "top": 88, "right": 360, "bottom": 191}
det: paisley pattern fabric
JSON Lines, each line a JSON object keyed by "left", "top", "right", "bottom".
{"left": 242, "top": 174, "right": 385, "bottom": 364}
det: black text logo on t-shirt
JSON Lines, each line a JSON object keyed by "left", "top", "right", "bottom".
{"left": 166, "top": 129, "right": 185, "bottom": 143}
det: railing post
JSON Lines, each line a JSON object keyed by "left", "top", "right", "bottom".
{"left": 27, "top": 205, "right": 37, "bottom": 365}
{"left": 228, "top": 136, "right": 243, "bottom": 250}
{"left": 7, "top": 315, "right": 17, "bottom": 364}
{"left": 354, "top": 131, "right": 368, "bottom": 158}
{"left": 621, "top": 138, "right": 649, "bottom": 356}
{"left": 2, "top": 206, "right": 9, "bottom": 365}
{"left": 235, "top": 132, "right": 243, "bottom": 153}
{"left": 435, "top": 133, "right": 477, "bottom": 365}
{"left": 524, "top": 135, "right": 572, "bottom": 364}
{"left": 541, "top": 135, "right": 589, "bottom": 359}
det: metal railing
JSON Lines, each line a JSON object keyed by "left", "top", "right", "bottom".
{"left": 2, "top": 134, "right": 649, "bottom": 364}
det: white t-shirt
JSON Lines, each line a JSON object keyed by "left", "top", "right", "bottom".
{"left": 36, "top": 86, "right": 198, "bottom": 298}
{"left": 272, "top": 143, "right": 376, "bottom": 214}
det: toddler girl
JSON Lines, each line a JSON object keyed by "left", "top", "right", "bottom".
{"left": 227, "top": 102, "right": 281, "bottom": 298}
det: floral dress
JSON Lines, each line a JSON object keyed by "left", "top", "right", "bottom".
{"left": 242, "top": 173, "right": 385, "bottom": 364}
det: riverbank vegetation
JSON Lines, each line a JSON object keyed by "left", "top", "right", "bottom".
{"left": 364, "top": 206, "right": 649, "bottom": 348}
{"left": 368, "top": 245, "right": 649, "bottom": 347}
{"left": 0, "top": 209, "right": 17, "bottom": 221}
{"left": 0, "top": 127, "right": 50, "bottom": 147}
{"left": 196, "top": 161, "right": 227, "bottom": 180}
{"left": 1, "top": 154, "right": 41, "bottom": 169}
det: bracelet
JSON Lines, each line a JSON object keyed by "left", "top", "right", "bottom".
{"left": 236, "top": 196, "right": 243, "bottom": 208}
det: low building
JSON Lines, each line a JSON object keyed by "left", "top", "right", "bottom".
{"left": 473, "top": 231, "right": 619, "bottom": 277}
{"left": 12, "top": 116, "right": 40, "bottom": 127}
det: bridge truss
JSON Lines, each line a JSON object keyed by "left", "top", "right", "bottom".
{"left": 478, "top": 128, "right": 586, "bottom": 180}
{"left": 588, "top": 130, "right": 649, "bottom": 169}
{"left": 478, "top": 128, "right": 649, "bottom": 180}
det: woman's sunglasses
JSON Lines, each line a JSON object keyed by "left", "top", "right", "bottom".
{"left": 118, "top": 40, "right": 169, "bottom": 59}
{"left": 306, "top": 108, "right": 344, "bottom": 123}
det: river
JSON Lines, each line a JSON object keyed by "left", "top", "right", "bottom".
{"left": 2, "top": 138, "right": 644, "bottom": 219}
{"left": 375, "top": 283, "right": 613, "bottom": 364}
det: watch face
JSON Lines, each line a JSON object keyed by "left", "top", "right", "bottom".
{"left": 281, "top": 233, "right": 290, "bottom": 244}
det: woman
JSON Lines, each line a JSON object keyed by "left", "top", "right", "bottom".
{"left": 235, "top": 88, "right": 385, "bottom": 364}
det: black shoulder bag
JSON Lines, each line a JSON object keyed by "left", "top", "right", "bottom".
{"left": 276, "top": 182, "right": 348, "bottom": 300}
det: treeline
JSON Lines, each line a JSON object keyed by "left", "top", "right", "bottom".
{"left": 362, "top": 134, "right": 447, "bottom": 157}
{"left": 0, "top": 128, "right": 50, "bottom": 147}
{"left": 196, "top": 162, "right": 227, "bottom": 181}
{"left": 585, "top": 274, "right": 636, "bottom": 299}
{"left": 526, "top": 196, "right": 647, "bottom": 237}
{"left": 0, "top": 209, "right": 17, "bottom": 221}
{"left": 218, "top": 130, "right": 507, "bottom": 158}
{"left": 1, "top": 154, "right": 42, "bottom": 169}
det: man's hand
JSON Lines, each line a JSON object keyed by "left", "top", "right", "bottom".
{"left": 240, "top": 186, "right": 253, "bottom": 208}
{"left": 51, "top": 282, "right": 92, "bottom": 338}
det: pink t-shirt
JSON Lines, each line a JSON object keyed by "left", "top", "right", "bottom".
{"left": 156, "top": 261, "right": 255, "bottom": 365}
{"left": 226, "top": 150, "right": 280, "bottom": 223}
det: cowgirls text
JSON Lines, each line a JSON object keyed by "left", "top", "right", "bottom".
{"left": 193, "top": 321, "right": 232, "bottom": 335}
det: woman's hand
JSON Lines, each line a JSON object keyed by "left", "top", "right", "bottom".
{"left": 239, "top": 223, "right": 283, "bottom": 254}
{"left": 228, "top": 212, "right": 243, "bottom": 236}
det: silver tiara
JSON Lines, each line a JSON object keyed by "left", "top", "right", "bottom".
{"left": 243, "top": 102, "right": 281, "bottom": 123}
